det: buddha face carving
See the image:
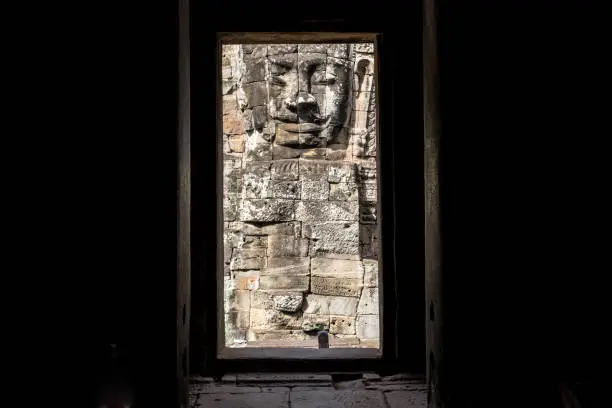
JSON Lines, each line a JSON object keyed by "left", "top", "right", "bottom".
{"left": 241, "top": 44, "right": 353, "bottom": 153}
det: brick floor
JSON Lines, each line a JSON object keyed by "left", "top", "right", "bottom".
{"left": 189, "top": 373, "right": 427, "bottom": 408}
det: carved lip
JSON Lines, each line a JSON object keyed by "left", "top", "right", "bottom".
{"left": 278, "top": 123, "right": 322, "bottom": 133}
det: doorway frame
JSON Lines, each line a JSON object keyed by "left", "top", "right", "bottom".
{"left": 184, "top": 1, "right": 430, "bottom": 379}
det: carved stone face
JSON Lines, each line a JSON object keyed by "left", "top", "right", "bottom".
{"left": 241, "top": 44, "right": 353, "bottom": 153}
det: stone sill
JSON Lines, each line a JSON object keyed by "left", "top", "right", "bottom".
{"left": 218, "top": 347, "right": 382, "bottom": 360}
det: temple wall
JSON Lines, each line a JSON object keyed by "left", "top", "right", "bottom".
{"left": 221, "top": 43, "right": 380, "bottom": 347}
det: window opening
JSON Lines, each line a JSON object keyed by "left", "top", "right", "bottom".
{"left": 220, "top": 38, "right": 381, "bottom": 353}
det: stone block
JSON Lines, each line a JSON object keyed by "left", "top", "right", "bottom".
{"left": 295, "top": 200, "right": 359, "bottom": 222}
{"left": 252, "top": 105, "right": 267, "bottom": 129}
{"left": 273, "top": 294, "right": 304, "bottom": 312}
{"left": 250, "top": 290, "right": 274, "bottom": 309}
{"left": 222, "top": 94, "right": 238, "bottom": 115}
{"left": 233, "top": 270, "right": 261, "bottom": 290}
{"left": 247, "top": 328, "right": 312, "bottom": 342}
{"left": 244, "top": 160, "right": 272, "bottom": 178}
{"left": 327, "top": 43, "right": 350, "bottom": 59}
{"left": 268, "top": 235, "right": 309, "bottom": 257}
{"left": 224, "top": 314, "right": 247, "bottom": 345}
{"left": 223, "top": 153, "right": 242, "bottom": 172}
{"left": 243, "top": 59, "right": 266, "bottom": 83}
{"left": 329, "top": 182, "right": 359, "bottom": 201}
{"left": 359, "top": 204, "right": 377, "bottom": 224}
{"left": 223, "top": 232, "right": 239, "bottom": 263}
{"left": 260, "top": 222, "right": 301, "bottom": 236}
{"left": 223, "top": 111, "right": 245, "bottom": 136}
{"left": 301, "top": 180, "right": 329, "bottom": 200}
{"left": 330, "top": 335, "right": 360, "bottom": 347}
{"left": 227, "top": 134, "right": 245, "bottom": 152}
{"left": 358, "top": 181, "right": 378, "bottom": 202}
{"left": 271, "top": 159, "right": 299, "bottom": 180}
{"left": 311, "top": 258, "right": 364, "bottom": 279}
{"left": 327, "top": 145, "right": 348, "bottom": 161}
{"left": 242, "top": 108, "right": 254, "bottom": 131}
{"left": 245, "top": 131, "right": 273, "bottom": 161}
{"left": 356, "top": 163, "right": 377, "bottom": 181}
{"left": 242, "top": 44, "right": 266, "bottom": 55}
{"left": 267, "top": 180, "right": 300, "bottom": 199}
{"left": 273, "top": 145, "right": 301, "bottom": 159}
{"left": 290, "top": 390, "right": 386, "bottom": 408}
{"left": 359, "top": 224, "right": 379, "bottom": 247}
{"left": 268, "top": 44, "right": 298, "bottom": 55}
{"left": 243, "top": 81, "right": 268, "bottom": 107}
{"left": 230, "top": 249, "right": 265, "bottom": 270}
{"left": 298, "top": 44, "right": 329, "bottom": 53}
{"left": 225, "top": 221, "right": 266, "bottom": 235}
{"left": 243, "top": 174, "right": 270, "bottom": 199}
{"left": 363, "top": 260, "right": 379, "bottom": 287}
{"left": 353, "top": 91, "right": 373, "bottom": 112}
{"left": 357, "top": 287, "right": 379, "bottom": 315}
{"left": 263, "top": 257, "right": 310, "bottom": 275}
{"left": 328, "top": 162, "right": 356, "bottom": 183}
{"left": 356, "top": 314, "right": 379, "bottom": 340}
{"left": 250, "top": 308, "right": 303, "bottom": 330}
{"left": 222, "top": 56, "right": 232, "bottom": 79}
{"left": 304, "top": 221, "right": 360, "bottom": 258}
{"left": 223, "top": 193, "right": 239, "bottom": 221}
{"left": 223, "top": 167, "right": 243, "bottom": 194}
{"left": 226, "top": 310, "right": 250, "bottom": 329}
{"left": 311, "top": 276, "right": 362, "bottom": 297}
{"left": 222, "top": 79, "right": 236, "bottom": 95}
{"left": 330, "top": 315, "right": 356, "bottom": 334}
{"left": 300, "top": 148, "right": 327, "bottom": 159}
{"left": 238, "top": 373, "right": 332, "bottom": 383}
{"left": 302, "top": 294, "right": 359, "bottom": 316}
{"left": 385, "top": 390, "right": 427, "bottom": 408}
{"left": 298, "top": 131, "right": 326, "bottom": 147}
{"left": 361, "top": 242, "right": 379, "bottom": 260}
{"left": 238, "top": 235, "right": 267, "bottom": 248}
{"left": 197, "top": 391, "right": 289, "bottom": 408}
{"left": 301, "top": 313, "right": 330, "bottom": 332}
{"left": 259, "top": 275, "right": 310, "bottom": 291}
{"left": 355, "top": 43, "right": 375, "bottom": 53}
{"left": 225, "top": 289, "right": 250, "bottom": 312}
{"left": 298, "top": 159, "right": 329, "bottom": 180}
{"left": 275, "top": 126, "right": 299, "bottom": 145}
{"left": 268, "top": 52, "right": 298, "bottom": 75}
{"left": 239, "top": 199, "right": 295, "bottom": 222}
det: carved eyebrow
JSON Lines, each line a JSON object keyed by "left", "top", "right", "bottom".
{"left": 268, "top": 55, "right": 296, "bottom": 68}
{"left": 299, "top": 54, "right": 326, "bottom": 66}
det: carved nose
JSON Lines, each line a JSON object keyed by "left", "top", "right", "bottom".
{"left": 285, "top": 92, "right": 316, "bottom": 109}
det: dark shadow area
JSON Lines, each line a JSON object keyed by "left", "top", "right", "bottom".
{"left": 190, "top": 0, "right": 424, "bottom": 377}
{"left": 60, "top": 1, "right": 604, "bottom": 407}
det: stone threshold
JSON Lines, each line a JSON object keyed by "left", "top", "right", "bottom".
{"left": 218, "top": 347, "right": 382, "bottom": 359}
{"left": 191, "top": 372, "right": 426, "bottom": 386}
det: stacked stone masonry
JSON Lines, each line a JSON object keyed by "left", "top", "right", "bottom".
{"left": 222, "top": 43, "right": 379, "bottom": 347}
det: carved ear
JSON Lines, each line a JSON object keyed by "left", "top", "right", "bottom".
{"left": 355, "top": 59, "right": 370, "bottom": 95}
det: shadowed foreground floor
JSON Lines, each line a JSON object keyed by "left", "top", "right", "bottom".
{"left": 189, "top": 373, "right": 426, "bottom": 408}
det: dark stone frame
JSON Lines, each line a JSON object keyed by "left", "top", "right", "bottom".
{"left": 187, "top": 3, "right": 425, "bottom": 378}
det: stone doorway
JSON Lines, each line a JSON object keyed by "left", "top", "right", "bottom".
{"left": 219, "top": 35, "right": 382, "bottom": 354}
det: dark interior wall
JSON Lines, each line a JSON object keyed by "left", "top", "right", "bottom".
{"left": 435, "top": 1, "right": 605, "bottom": 406}
{"left": 69, "top": 3, "right": 181, "bottom": 407}
{"left": 189, "top": 0, "right": 425, "bottom": 375}
{"left": 70, "top": 0, "right": 605, "bottom": 406}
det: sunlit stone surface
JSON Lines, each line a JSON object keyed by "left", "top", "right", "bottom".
{"left": 222, "top": 43, "right": 379, "bottom": 348}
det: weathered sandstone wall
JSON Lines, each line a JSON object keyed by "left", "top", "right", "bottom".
{"left": 222, "top": 43, "right": 379, "bottom": 347}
